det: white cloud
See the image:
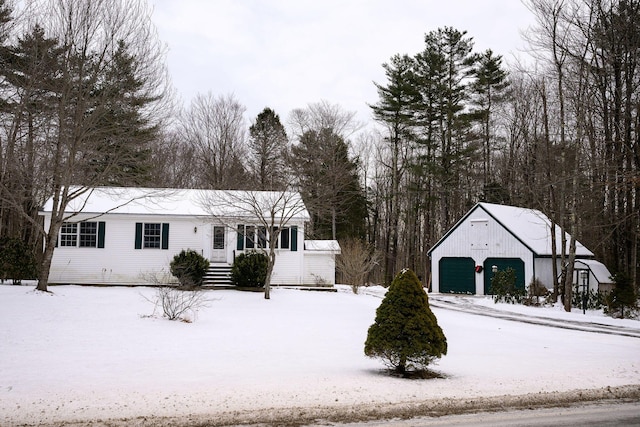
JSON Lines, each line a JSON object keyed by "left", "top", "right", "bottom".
{"left": 151, "top": 0, "right": 536, "bottom": 125}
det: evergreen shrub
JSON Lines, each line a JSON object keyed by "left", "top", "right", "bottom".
{"left": 0, "top": 237, "right": 38, "bottom": 285}
{"left": 231, "top": 251, "right": 268, "bottom": 288}
{"left": 490, "top": 267, "right": 525, "bottom": 304}
{"left": 169, "top": 249, "right": 209, "bottom": 288}
{"left": 605, "top": 272, "right": 637, "bottom": 319}
{"left": 364, "top": 268, "right": 447, "bottom": 376}
{"left": 571, "top": 286, "right": 604, "bottom": 310}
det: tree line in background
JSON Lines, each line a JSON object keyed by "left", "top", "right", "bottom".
{"left": 368, "top": 0, "right": 639, "bottom": 303}
{"left": 0, "top": 0, "right": 637, "bottom": 301}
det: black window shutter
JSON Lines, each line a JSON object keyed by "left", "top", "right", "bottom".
{"left": 161, "top": 223, "right": 170, "bottom": 250}
{"left": 97, "top": 222, "right": 105, "bottom": 248}
{"left": 135, "top": 223, "right": 142, "bottom": 249}
{"left": 237, "top": 224, "right": 244, "bottom": 250}
{"left": 291, "top": 226, "right": 298, "bottom": 251}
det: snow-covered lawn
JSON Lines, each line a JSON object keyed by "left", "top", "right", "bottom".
{"left": 0, "top": 284, "right": 638, "bottom": 426}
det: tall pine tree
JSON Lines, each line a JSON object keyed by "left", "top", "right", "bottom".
{"left": 248, "top": 107, "right": 289, "bottom": 190}
{"left": 291, "top": 128, "right": 367, "bottom": 240}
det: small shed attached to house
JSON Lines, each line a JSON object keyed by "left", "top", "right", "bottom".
{"left": 428, "top": 202, "right": 597, "bottom": 295}
{"left": 302, "top": 240, "right": 341, "bottom": 286}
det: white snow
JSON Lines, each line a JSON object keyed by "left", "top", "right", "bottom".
{"left": 477, "top": 202, "right": 593, "bottom": 256}
{"left": 304, "top": 240, "right": 341, "bottom": 252}
{"left": 0, "top": 284, "right": 638, "bottom": 426}
{"left": 42, "top": 186, "right": 310, "bottom": 220}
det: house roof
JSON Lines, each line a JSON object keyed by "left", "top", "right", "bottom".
{"left": 41, "top": 187, "right": 310, "bottom": 221}
{"left": 305, "top": 240, "right": 341, "bottom": 252}
{"left": 428, "top": 202, "right": 594, "bottom": 257}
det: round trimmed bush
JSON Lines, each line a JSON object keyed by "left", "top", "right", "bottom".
{"left": 231, "top": 252, "right": 268, "bottom": 288}
{"left": 170, "top": 249, "right": 209, "bottom": 287}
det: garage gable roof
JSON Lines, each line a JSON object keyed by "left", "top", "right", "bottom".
{"left": 428, "top": 202, "right": 594, "bottom": 257}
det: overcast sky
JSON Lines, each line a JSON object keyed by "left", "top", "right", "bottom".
{"left": 150, "top": 1, "right": 537, "bottom": 128}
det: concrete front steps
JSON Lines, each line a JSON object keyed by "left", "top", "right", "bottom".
{"left": 202, "top": 265, "right": 232, "bottom": 287}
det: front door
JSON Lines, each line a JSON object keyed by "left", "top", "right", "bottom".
{"left": 211, "top": 225, "right": 226, "bottom": 263}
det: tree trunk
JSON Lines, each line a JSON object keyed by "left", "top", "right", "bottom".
{"left": 37, "top": 213, "right": 64, "bottom": 292}
{"left": 564, "top": 234, "right": 577, "bottom": 312}
{"left": 264, "top": 248, "right": 276, "bottom": 300}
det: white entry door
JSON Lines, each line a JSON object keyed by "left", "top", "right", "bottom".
{"left": 211, "top": 226, "right": 226, "bottom": 263}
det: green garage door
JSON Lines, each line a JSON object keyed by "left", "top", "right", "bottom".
{"left": 439, "top": 257, "right": 475, "bottom": 294}
{"left": 483, "top": 258, "right": 525, "bottom": 295}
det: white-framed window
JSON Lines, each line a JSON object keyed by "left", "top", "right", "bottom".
{"left": 245, "top": 225, "right": 256, "bottom": 249}
{"left": 236, "top": 224, "right": 296, "bottom": 251}
{"left": 60, "top": 222, "right": 78, "bottom": 247}
{"left": 144, "top": 223, "right": 161, "bottom": 248}
{"left": 213, "top": 225, "right": 225, "bottom": 250}
{"left": 135, "top": 222, "right": 169, "bottom": 250}
{"left": 79, "top": 222, "right": 97, "bottom": 247}
{"left": 59, "top": 221, "right": 104, "bottom": 248}
{"left": 278, "top": 227, "right": 290, "bottom": 249}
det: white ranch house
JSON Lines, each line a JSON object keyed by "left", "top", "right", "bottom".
{"left": 40, "top": 187, "right": 340, "bottom": 286}
{"left": 428, "top": 202, "right": 612, "bottom": 295}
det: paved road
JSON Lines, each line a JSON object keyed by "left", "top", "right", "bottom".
{"left": 326, "top": 401, "right": 640, "bottom": 426}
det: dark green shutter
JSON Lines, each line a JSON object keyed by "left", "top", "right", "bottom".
{"left": 237, "top": 224, "right": 244, "bottom": 250}
{"left": 135, "top": 223, "right": 142, "bottom": 249}
{"left": 161, "top": 223, "right": 169, "bottom": 250}
{"left": 291, "top": 226, "right": 298, "bottom": 251}
{"left": 97, "top": 221, "right": 105, "bottom": 248}
{"left": 280, "top": 228, "right": 290, "bottom": 249}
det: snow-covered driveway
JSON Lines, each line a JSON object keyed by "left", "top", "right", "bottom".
{"left": 427, "top": 294, "right": 640, "bottom": 338}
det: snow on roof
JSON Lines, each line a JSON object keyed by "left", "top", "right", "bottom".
{"left": 41, "top": 187, "right": 310, "bottom": 221}
{"left": 575, "top": 259, "right": 613, "bottom": 284}
{"left": 305, "top": 240, "right": 341, "bottom": 252}
{"left": 478, "top": 202, "right": 594, "bottom": 257}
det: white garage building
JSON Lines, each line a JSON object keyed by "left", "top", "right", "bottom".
{"left": 428, "top": 202, "right": 609, "bottom": 295}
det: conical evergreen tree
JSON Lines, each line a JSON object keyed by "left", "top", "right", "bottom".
{"left": 364, "top": 268, "right": 447, "bottom": 375}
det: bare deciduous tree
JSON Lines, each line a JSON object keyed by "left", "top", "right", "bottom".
{"left": 288, "top": 99, "right": 361, "bottom": 141}
{"left": 8, "top": 0, "right": 171, "bottom": 292}
{"left": 198, "top": 188, "right": 308, "bottom": 299}
{"left": 335, "top": 237, "right": 380, "bottom": 294}
{"left": 180, "top": 92, "right": 247, "bottom": 189}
